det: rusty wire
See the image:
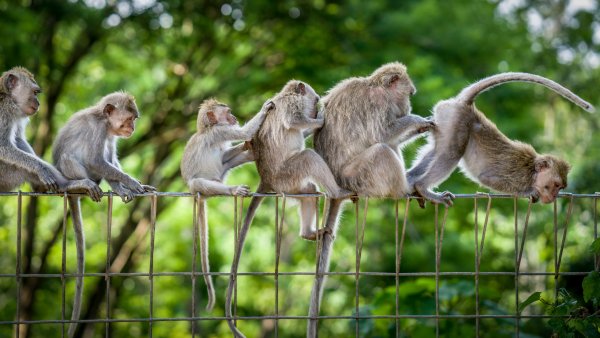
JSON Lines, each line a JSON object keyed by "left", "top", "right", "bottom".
{"left": 1, "top": 192, "right": 596, "bottom": 337}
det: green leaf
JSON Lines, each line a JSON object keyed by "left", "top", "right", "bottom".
{"left": 582, "top": 271, "right": 600, "bottom": 303}
{"left": 591, "top": 238, "right": 600, "bottom": 255}
{"left": 518, "top": 292, "right": 542, "bottom": 313}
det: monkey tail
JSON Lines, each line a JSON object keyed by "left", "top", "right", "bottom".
{"left": 307, "top": 198, "right": 345, "bottom": 338}
{"left": 67, "top": 196, "right": 85, "bottom": 338}
{"left": 456, "top": 72, "right": 595, "bottom": 113}
{"left": 197, "top": 198, "right": 216, "bottom": 312}
{"left": 225, "top": 192, "right": 265, "bottom": 338}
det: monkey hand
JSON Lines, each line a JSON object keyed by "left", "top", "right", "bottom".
{"left": 331, "top": 188, "right": 354, "bottom": 200}
{"left": 142, "top": 184, "right": 157, "bottom": 192}
{"left": 112, "top": 185, "right": 135, "bottom": 203}
{"left": 230, "top": 185, "right": 250, "bottom": 196}
{"left": 38, "top": 166, "right": 59, "bottom": 192}
{"left": 262, "top": 100, "right": 275, "bottom": 113}
{"left": 123, "top": 178, "right": 145, "bottom": 195}
{"left": 301, "top": 227, "right": 333, "bottom": 241}
{"left": 417, "top": 120, "right": 436, "bottom": 134}
{"left": 434, "top": 191, "right": 455, "bottom": 207}
{"left": 243, "top": 140, "right": 253, "bottom": 152}
{"left": 77, "top": 179, "right": 103, "bottom": 202}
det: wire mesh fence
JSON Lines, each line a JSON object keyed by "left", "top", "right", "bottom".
{"left": 0, "top": 191, "right": 598, "bottom": 337}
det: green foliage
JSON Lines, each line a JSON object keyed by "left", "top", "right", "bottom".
{"left": 0, "top": 0, "right": 599, "bottom": 337}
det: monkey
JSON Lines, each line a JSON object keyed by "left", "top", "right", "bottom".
{"left": 52, "top": 91, "right": 155, "bottom": 338}
{"left": 407, "top": 72, "right": 595, "bottom": 207}
{"left": 180, "top": 98, "right": 274, "bottom": 312}
{"left": 225, "top": 80, "right": 353, "bottom": 338}
{"left": 0, "top": 67, "right": 103, "bottom": 200}
{"left": 307, "top": 62, "right": 434, "bottom": 336}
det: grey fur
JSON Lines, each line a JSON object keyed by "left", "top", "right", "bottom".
{"left": 308, "top": 62, "right": 432, "bottom": 337}
{"left": 407, "top": 72, "right": 594, "bottom": 207}
{"left": 181, "top": 98, "right": 271, "bottom": 312}
{"left": 52, "top": 91, "right": 155, "bottom": 338}
{"left": 225, "top": 80, "right": 351, "bottom": 338}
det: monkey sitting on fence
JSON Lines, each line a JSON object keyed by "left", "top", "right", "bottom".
{"left": 225, "top": 80, "right": 352, "bottom": 338}
{"left": 0, "top": 66, "right": 102, "bottom": 200}
{"left": 52, "top": 91, "right": 156, "bottom": 337}
{"left": 181, "top": 98, "right": 274, "bottom": 312}
{"left": 407, "top": 72, "right": 594, "bottom": 207}
{"left": 307, "top": 62, "right": 434, "bottom": 336}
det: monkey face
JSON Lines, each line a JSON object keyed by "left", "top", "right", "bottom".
{"left": 533, "top": 167, "right": 566, "bottom": 203}
{"left": 11, "top": 77, "right": 41, "bottom": 116}
{"left": 109, "top": 111, "right": 137, "bottom": 138}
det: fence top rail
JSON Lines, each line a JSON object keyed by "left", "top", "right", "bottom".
{"left": 0, "top": 191, "right": 598, "bottom": 199}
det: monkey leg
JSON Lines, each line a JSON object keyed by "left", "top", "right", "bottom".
{"left": 406, "top": 144, "right": 435, "bottom": 186}
{"left": 412, "top": 151, "right": 460, "bottom": 206}
{"left": 307, "top": 198, "right": 345, "bottom": 337}
{"left": 278, "top": 149, "right": 350, "bottom": 199}
{"left": 297, "top": 183, "right": 320, "bottom": 241}
{"left": 340, "top": 143, "right": 409, "bottom": 198}
{"left": 189, "top": 177, "right": 236, "bottom": 196}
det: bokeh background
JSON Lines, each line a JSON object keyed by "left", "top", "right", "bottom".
{"left": 1, "top": 0, "right": 599, "bottom": 337}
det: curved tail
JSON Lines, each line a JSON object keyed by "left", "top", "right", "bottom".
{"left": 225, "top": 193, "right": 265, "bottom": 338}
{"left": 307, "top": 198, "right": 345, "bottom": 337}
{"left": 456, "top": 72, "right": 594, "bottom": 113}
{"left": 197, "top": 199, "right": 215, "bottom": 311}
{"left": 67, "top": 197, "right": 85, "bottom": 338}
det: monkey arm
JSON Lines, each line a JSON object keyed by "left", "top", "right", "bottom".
{"left": 287, "top": 116, "right": 323, "bottom": 131}
{"left": 222, "top": 143, "right": 246, "bottom": 163}
{"left": 222, "top": 150, "right": 254, "bottom": 175}
{"left": 0, "top": 144, "right": 55, "bottom": 175}
{"left": 385, "top": 114, "right": 434, "bottom": 145}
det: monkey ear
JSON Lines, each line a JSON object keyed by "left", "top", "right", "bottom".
{"left": 295, "top": 82, "right": 306, "bottom": 95}
{"left": 103, "top": 104, "right": 116, "bottom": 116}
{"left": 534, "top": 159, "right": 549, "bottom": 172}
{"left": 5, "top": 74, "right": 18, "bottom": 90}
{"left": 386, "top": 74, "right": 400, "bottom": 88}
{"left": 266, "top": 101, "right": 275, "bottom": 111}
{"left": 206, "top": 111, "right": 218, "bottom": 125}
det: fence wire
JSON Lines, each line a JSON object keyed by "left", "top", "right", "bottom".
{"left": 0, "top": 191, "right": 598, "bottom": 337}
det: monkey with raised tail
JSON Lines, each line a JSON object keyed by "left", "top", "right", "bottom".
{"left": 181, "top": 98, "right": 273, "bottom": 312}
{"left": 407, "top": 72, "right": 594, "bottom": 207}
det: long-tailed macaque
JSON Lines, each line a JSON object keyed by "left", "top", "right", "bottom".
{"left": 181, "top": 98, "right": 273, "bottom": 312}
{"left": 309, "top": 62, "right": 433, "bottom": 336}
{"left": 0, "top": 66, "right": 102, "bottom": 200}
{"left": 53, "top": 91, "right": 155, "bottom": 337}
{"left": 225, "top": 80, "right": 352, "bottom": 337}
{"left": 407, "top": 72, "right": 594, "bottom": 206}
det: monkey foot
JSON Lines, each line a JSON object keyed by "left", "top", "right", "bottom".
{"left": 301, "top": 227, "right": 333, "bottom": 241}
{"left": 332, "top": 188, "right": 355, "bottom": 200}
{"left": 409, "top": 192, "right": 427, "bottom": 209}
{"left": 432, "top": 191, "right": 455, "bottom": 207}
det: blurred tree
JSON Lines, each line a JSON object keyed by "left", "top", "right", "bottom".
{"left": 0, "top": 0, "right": 598, "bottom": 337}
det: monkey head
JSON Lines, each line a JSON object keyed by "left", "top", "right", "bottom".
{"left": 197, "top": 98, "right": 238, "bottom": 132}
{"left": 280, "top": 80, "right": 320, "bottom": 119}
{"left": 532, "top": 155, "right": 570, "bottom": 203}
{"left": 1, "top": 67, "right": 41, "bottom": 116}
{"left": 369, "top": 62, "right": 416, "bottom": 116}
{"left": 102, "top": 92, "right": 139, "bottom": 138}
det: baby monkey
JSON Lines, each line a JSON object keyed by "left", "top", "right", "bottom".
{"left": 181, "top": 98, "right": 273, "bottom": 311}
{"left": 53, "top": 91, "right": 155, "bottom": 337}
{"left": 407, "top": 72, "right": 594, "bottom": 206}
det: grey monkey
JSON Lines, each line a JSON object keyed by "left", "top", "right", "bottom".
{"left": 53, "top": 91, "right": 155, "bottom": 337}
{"left": 181, "top": 98, "right": 273, "bottom": 312}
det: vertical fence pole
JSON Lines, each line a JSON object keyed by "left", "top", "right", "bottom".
{"left": 191, "top": 193, "right": 199, "bottom": 337}
{"left": 274, "top": 195, "right": 286, "bottom": 338}
{"left": 15, "top": 192, "right": 22, "bottom": 338}
{"left": 595, "top": 193, "right": 599, "bottom": 271}
{"left": 105, "top": 193, "right": 113, "bottom": 338}
{"left": 149, "top": 194, "right": 157, "bottom": 338}
{"left": 61, "top": 193, "right": 68, "bottom": 338}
